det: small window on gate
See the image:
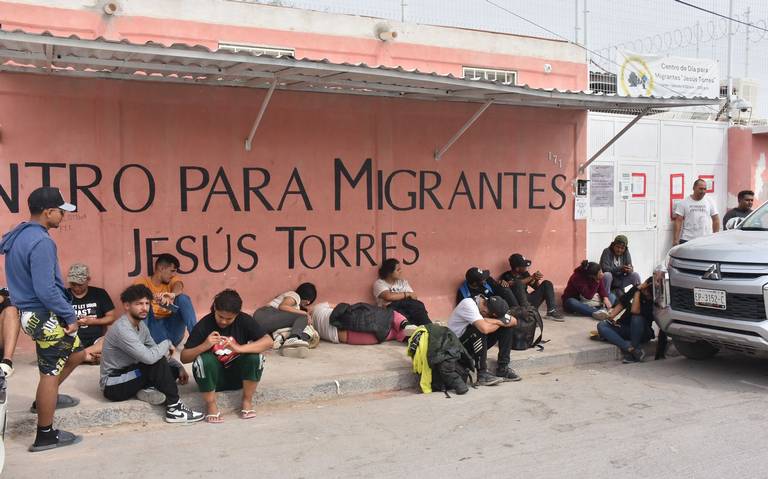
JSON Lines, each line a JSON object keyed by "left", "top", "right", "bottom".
{"left": 462, "top": 67, "right": 517, "bottom": 85}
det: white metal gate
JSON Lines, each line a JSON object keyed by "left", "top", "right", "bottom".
{"left": 586, "top": 113, "right": 728, "bottom": 280}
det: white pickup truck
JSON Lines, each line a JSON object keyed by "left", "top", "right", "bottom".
{"left": 654, "top": 201, "right": 768, "bottom": 359}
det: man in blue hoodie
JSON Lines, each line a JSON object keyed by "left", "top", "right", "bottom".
{"left": 0, "top": 187, "right": 85, "bottom": 452}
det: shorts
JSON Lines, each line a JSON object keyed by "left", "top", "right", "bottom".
{"left": 192, "top": 351, "right": 264, "bottom": 392}
{"left": 21, "top": 311, "right": 82, "bottom": 376}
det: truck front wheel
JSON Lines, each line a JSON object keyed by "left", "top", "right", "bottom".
{"left": 672, "top": 337, "right": 719, "bottom": 360}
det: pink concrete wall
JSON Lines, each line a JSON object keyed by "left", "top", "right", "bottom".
{"left": 728, "top": 127, "right": 768, "bottom": 206}
{"left": 0, "top": 73, "right": 586, "bottom": 318}
{"left": 0, "top": 2, "right": 587, "bottom": 91}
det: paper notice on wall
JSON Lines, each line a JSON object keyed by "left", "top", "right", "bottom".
{"left": 590, "top": 164, "right": 614, "bottom": 207}
{"left": 620, "top": 172, "right": 632, "bottom": 200}
{"left": 574, "top": 196, "right": 588, "bottom": 220}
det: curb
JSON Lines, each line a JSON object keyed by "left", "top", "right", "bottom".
{"left": 6, "top": 340, "right": 671, "bottom": 437}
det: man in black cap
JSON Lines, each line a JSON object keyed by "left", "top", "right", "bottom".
{"left": 0, "top": 186, "right": 85, "bottom": 452}
{"left": 499, "top": 253, "right": 563, "bottom": 321}
{"left": 456, "top": 266, "right": 521, "bottom": 308}
{"left": 448, "top": 295, "right": 520, "bottom": 384}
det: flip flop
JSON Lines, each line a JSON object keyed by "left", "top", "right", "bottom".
{"left": 205, "top": 412, "right": 223, "bottom": 424}
{"left": 240, "top": 409, "right": 257, "bottom": 420}
{"left": 28, "top": 429, "right": 82, "bottom": 452}
{"left": 30, "top": 394, "right": 80, "bottom": 413}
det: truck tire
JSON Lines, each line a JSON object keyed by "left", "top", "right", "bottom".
{"left": 672, "top": 337, "right": 719, "bottom": 360}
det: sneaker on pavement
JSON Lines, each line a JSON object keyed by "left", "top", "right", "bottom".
{"left": 136, "top": 387, "right": 166, "bottom": 405}
{"left": 496, "top": 367, "right": 522, "bottom": 382}
{"left": 631, "top": 347, "right": 646, "bottom": 362}
{"left": 280, "top": 337, "right": 310, "bottom": 358}
{"left": 0, "top": 361, "right": 13, "bottom": 378}
{"left": 28, "top": 429, "right": 82, "bottom": 452}
{"left": 165, "top": 402, "right": 205, "bottom": 424}
{"left": 592, "top": 309, "right": 611, "bottom": 321}
{"left": 546, "top": 309, "right": 565, "bottom": 321}
{"left": 271, "top": 333, "right": 285, "bottom": 351}
{"left": 477, "top": 370, "right": 503, "bottom": 386}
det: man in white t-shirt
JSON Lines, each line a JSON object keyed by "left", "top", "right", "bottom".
{"left": 448, "top": 296, "right": 519, "bottom": 386}
{"left": 673, "top": 179, "right": 720, "bottom": 246}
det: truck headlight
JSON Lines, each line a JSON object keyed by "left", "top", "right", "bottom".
{"left": 654, "top": 262, "right": 670, "bottom": 308}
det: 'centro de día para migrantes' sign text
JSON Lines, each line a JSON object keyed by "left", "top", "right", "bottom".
{"left": 617, "top": 51, "right": 720, "bottom": 99}
{"left": 0, "top": 158, "right": 567, "bottom": 274}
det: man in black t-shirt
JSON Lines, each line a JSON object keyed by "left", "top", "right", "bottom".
{"left": 499, "top": 254, "right": 564, "bottom": 320}
{"left": 596, "top": 277, "right": 656, "bottom": 363}
{"left": 67, "top": 264, "right": 116, "bottom": 363}
{"left": 181, "top": 289, "right": 272, "bottom": 423}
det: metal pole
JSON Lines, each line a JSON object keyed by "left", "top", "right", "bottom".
{"left": 583, "top": 0, "right": 589, "bottom": 61}
{"left": 244, "top": 78, "right": 277, "bottom": 151}
{"left": 745, "top": 7, "right": 751, "bottom": 78}
{"left": 726, "top": 0, "right": 734, "bottom": 103}
{"left": 695, "top": 21, "right": 700, "bottom": 57}
{"left": 434, "top": 100, "right": 493, "bottom": 161}
{"left": 579, "top": 108, "right": 650, "bottom": 173}
{"left": 401, "top": 0, "right": 407, "bottom": 23}
{"left": 574, "top": 0, "right": 580, "bottom": 43}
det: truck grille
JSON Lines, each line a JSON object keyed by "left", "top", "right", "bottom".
{"left": 670, "top": 286, "right": 767, "bottom": 321}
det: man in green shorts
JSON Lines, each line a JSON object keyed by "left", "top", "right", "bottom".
{"left": 181, "top": 289, "right": 272, "bottom": 423}
{"left": 0, "top": 187, "right": 84, "bottom": 451}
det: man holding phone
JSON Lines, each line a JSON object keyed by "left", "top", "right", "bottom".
{"left": 67, "top": 263, "right": 116, "bottom": 364}
{"left": 499, "top": 253, "right": 563, "bottom": 321}
{"left": 0, "top": 187, "right": 85, "bottom": 452}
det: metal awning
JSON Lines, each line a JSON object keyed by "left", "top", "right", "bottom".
{"left": 0, "top": 30, "right": 721, "bottom": 158}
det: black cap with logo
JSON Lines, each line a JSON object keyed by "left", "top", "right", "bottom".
{"left": 465, "top": 267, "right": 490, "bottom": 285}
{"left": 509, "top": 254, "right": 532, "bottom": 268}
{"left": 28, "top": 187, "right": 76, "bottom": 213}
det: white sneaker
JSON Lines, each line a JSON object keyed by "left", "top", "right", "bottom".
{"left": 165, "top": 402, "right": 204, "bottom": 424}
{"left": 136, "top": 387, "right": 166, "bottom": 405}
{"left": 592, "top": 309, "right": 611, "bottom": 321}
{"left": 0, "top": 362, "right": 14, "bottom": 378}
{"left": 280, "top": 337, "right": 309, "bottom": 358}
{"left": 272, "top": 334, "right": 285, "bottom": 351}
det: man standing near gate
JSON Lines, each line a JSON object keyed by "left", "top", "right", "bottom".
{"left": 673, "top": 179, "right": 720, "bottom": 246}
{"left": 0, "top": 187, "right": 85, "bottom": 452}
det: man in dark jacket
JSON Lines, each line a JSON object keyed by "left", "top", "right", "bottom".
{"left": 599, "top": 235, "right": 641, "bottom": 298}
{"left": 0, "top": 187, "right": 84, "bottom": 452}
{"left": 456, "top": 267, "right": 520, "bottom": 308}
{"left": 499, "top": 254, "right": 564, "bottom": 321}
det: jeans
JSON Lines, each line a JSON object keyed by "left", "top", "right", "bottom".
{"left": 459, "top": 323, "right": 514, "bottom": 372}
{"left": 602, "top": 272, "right": 642, "bottom": 296}
{"left": 252, "top": 306, "right": 309, "bottom": 339}
{"left": 146, "top": 293, "right": 198, "bottom": 346}
{"left": 103, "top": 357, "right": 180, "bottom": 406}
{"left": 563, "top": 293, "right": 617, "bottom": 317}
{"left": 596, "top": 315, "right": 654, "bottom": 352}
{"left": 526, "top": 280, "right": 557, "bottom": 311}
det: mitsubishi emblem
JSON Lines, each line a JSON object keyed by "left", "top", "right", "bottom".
{"left": 702, "top": 264, "right": 721, "bottom": 280}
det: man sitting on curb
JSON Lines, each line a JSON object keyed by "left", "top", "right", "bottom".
{"left": 599, "top": 235, "right": 641, "bottom": 298}
{"left": 596, "top": 277, "right": 656, "bottom": 364}
{"left": 448, "top": 295, "right": 520, "bottom": 385}
{"left": 100, "top": 284, "right": 203, "bottom": 424}
{"left": 134, "top": 253, "right": 197, "bottom": 346}
{"left": 67, "top": 263, "right": 116, "bottom": 364}
{"left": 499, "top": 254, "right": 564, "bottom": 321}
{"left": 182, "top": 289, "right": 272, "bottom": 423}
{"left": 456, "top": 267, "right": 520, "bottom": 309}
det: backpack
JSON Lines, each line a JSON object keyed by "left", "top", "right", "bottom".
{"left": 509, "top": 305, "right": 544, "bottom": 351}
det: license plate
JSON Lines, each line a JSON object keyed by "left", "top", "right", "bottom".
{"left": 693, "top": 288, "right": 727, "bottom": 310}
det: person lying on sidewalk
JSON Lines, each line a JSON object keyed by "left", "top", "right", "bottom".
{"left": 182, "top": 289, "right": 272, "bottom": 423}
{"left": 374, "top": 258, "right": 431, "bottom": 326}
{"left": 310, "top": 302, "right": 416, "bottom": 345}
{"left": 456, "top": 266, "right": 520, "bottom": 309}
{"left": 67, "top": 263, "right": 116, "bottom": 365}
{"left": 100, "top": 284, "right": 203, "bottom": 424}
{"left": 448, "top": 295, "right": 520, "bottom": 385}
{"left": 498, "top": 254, "right": 564, "bottom": 321}
{"left": 134, "top": 253, "right": 198, "bottom": 347}
{"left": 252, "top": 283, "right": 317, "bottom": 358}
{"left": 562, "top": 260, "right": 616, "bottom": 320}
{"left": 0, "top": 288, "right": 20, "bottom": 377}
{"left": 596, "top": 277, "right": 656, "bottom": 364}
{"left": 599, "top": 235, "right": 641, "bottom": 299}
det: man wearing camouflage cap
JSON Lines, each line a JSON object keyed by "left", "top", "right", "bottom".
{"left": 599, "top": 235, "right": 641, "bottom": 298}
{"left": 67, "top": 263, "right": 116, "bottom": 364}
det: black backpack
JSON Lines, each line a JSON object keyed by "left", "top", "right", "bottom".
{"left": 509, "top": 305, "right": 544, "bottom": 351}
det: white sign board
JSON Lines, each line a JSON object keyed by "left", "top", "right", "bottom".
{"left": 617, "top": 51, "right": 720, "bottom": 99}
{"left": 574, "top": 196, "right": 588, "bottom": 220}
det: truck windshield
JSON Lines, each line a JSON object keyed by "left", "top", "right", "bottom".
{"left": 740, "top": 202, "right": 768, "bottom": 230}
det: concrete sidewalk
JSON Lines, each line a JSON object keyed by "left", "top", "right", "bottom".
{"left": 5, "top": 315, "right": 666, "bottom": 437}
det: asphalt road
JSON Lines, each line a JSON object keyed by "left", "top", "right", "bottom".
{"left": 5, "top": 354, "right": 768, "bottom": 479}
